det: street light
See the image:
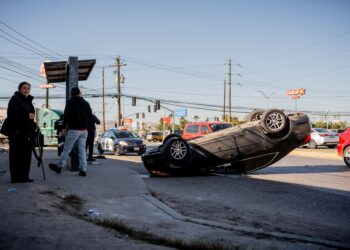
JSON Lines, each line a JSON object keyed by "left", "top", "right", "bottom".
{"left": 257, "top": 90, "right": 275, "bottom": 109}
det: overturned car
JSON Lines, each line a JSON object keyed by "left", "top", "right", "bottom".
{"left": 141, "top": 109, "right": 311, "bottom": 176}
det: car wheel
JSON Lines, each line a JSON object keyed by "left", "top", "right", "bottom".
{"left": 309, "top": 140, "right": 317, "bottom": 149}
{"left": 114, "top": 146, "right": 122, "bottom": 155}
{"left": 97, "top": 143, "right": 104, "bottom": 154}
{"left": 343, "top": 146, "right": 350, "bottom": 168}
{"left": 261, "top": 109, "right": 287, "bottom": 134}
{"left": 161, "top": 137, "right": 190, "bottom": 167}
{"left": 246, "top": 109, "right": 264, "bottom": 122}
{"left": 163, "top": 134, "right": 181, "bottom": 145}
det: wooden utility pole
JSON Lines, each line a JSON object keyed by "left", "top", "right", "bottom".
{"left": 115, "top": 56, "right": 126, "bottom": 128}
{"left": 102, "top": 67, "right": 106, "bottom": 132}
{"left": 228, "top": 59, "right": 232, "bottom": 122}
{"left": 223, "top": 80, "right": 226, "bottom": 121}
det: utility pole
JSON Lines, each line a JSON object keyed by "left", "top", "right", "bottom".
{"left": 223, "top": 80, "right": 226, "bottom": 122}
{"left": 114, "top": 56, "right": 126, "bottom": 128}
{"left": 102, "top": 67, "right": 106, "bottom": 132}
{"left": 228, "top": 59, "right": 232, "bottom": 122}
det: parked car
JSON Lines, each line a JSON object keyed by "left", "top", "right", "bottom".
{"left": 97, "top": 128, "right": 146, "bottom": 155}
{"left": 337, "top": 128, "right": 350, "bottom": 167}
{"left": 182, "top": 121, "right": 232, "bottom": 140}
{"left": 146, "top": 131, "right": 163, "bottom": 142}
{"left": 142, "top": 109, "right": 311, "bottom": 176}
{"left": 306, "top": 128, "right": 338, "bottom": 149}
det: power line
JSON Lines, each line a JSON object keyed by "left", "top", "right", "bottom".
{"left": 0, "top": 21, "right": 65, "bottom": 60}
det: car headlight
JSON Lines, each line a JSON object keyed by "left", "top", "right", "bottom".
{"left": 119, "top": 141, "right": 128, "bottom": 146}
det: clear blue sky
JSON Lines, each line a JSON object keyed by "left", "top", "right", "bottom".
{"left": 1, "top": 0, "right": 349, "bottom": 124}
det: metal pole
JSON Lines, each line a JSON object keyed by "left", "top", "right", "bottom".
{"left": 228, "top": 59, "right": 232, "bottom": 122}
{"left": 46, "top": 88, "right": 49, "bottom": 108}
{"left": 163, "top": 110, "right": 166, "bottom": 141}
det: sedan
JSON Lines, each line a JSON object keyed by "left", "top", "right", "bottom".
{"left": 97, "top": 129, "right": 146, "bottom": 155}
{"left": 307, "top": 128, "right": 338, "bottom": 149}
{"left": 141, "top": 109, "right": 311, "bottom": 176}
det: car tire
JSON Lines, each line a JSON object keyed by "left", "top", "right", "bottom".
{"left": 261, "top": 109, "right": 287, "bottom": 134}
{"left": 343, "top": 146, "right": 350, "bottom": 168}
{"left": 161, "top": 137, "right": 190, "bottom": 167}
{"left": 246, "top": 109, "right": 264, "bottom": 122}
{"left": 114, "top": 146, "right": 122, "bottom": 156}
{"left": 309, "top": 140, "right": 317, "bottom": 149}
{"left": 163, "top": 134, "right": 181, "bottom": 145}
{"left": 97, "top": 143, "right": 104, "bottom": 154}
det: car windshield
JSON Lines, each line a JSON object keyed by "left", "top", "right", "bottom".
{"left": 210, "top": 124, "right": 232, "bottom": 132}
{"left": 113, "top": 131, "right": 137, "bottom": 138}
{"left": 314, "top": 128, "right": 328, "bottom": 133}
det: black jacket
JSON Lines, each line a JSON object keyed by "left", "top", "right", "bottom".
{"left": 88, "top": 114, "right": 100, "bottom": 131}
{"left": 63, "top": 96, "right": 92, "bottom": 130}
{"left": 7, "top": 91, "right": 35, "bottom": 135}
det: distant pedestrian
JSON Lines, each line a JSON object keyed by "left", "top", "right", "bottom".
{"left": 86, "top": 114, "right": 100, "bottom": 161}
{"left": 49, "top": 87, "right": 92, "bottom": 177}
{"left": 6, "top": 82, "right": 36, "bottom": 183}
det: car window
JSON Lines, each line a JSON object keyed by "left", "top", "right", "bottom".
{"left": 314, "top": 128, "right": 328, "bottom": 133}
{"left": 114, "top": 131, "right": 137, "bottom": 138}
{"left": 210, "top": 123, "right": 232, "bottom": 132}
{"left": 201, "top": 125, "right": 210, "bottom": 134}
{"left": 186, "top": 125, "right": 199, "bottom": 134}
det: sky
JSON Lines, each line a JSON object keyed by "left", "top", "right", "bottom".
{"left": 1, "top": 0, "right": 350, "bottom": 125}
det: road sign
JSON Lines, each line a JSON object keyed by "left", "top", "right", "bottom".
{"left": 39, "top": 84, "right": 56, "bottom": 89}
{"left": 174, "top": 108, "right": 187, "bottom": 117}
{"left": 287, "top": 88, "right": 306, "bottom": 96}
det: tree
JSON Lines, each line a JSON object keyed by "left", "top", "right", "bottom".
{"left": 179, "top": 117, "right": 187, "bottom": 130}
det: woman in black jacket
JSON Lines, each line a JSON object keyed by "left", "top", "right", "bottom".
{"left": 6, "top": 82, "right": 35, "bottom": 183}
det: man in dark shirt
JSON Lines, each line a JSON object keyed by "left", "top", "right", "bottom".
{"left": 49, "top": 87, "right": 92, "bottom": 176}
{"left": 86, "top": 114, "right": 100, "bottom": 161}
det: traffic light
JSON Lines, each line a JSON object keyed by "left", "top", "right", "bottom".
{"left": 132, "top": 97, "right": 136, "bottom": 106}
{"left": 153, "top": 104, "right": 157, "bottom": 112}
{"left": 156, "top": 100, "right": 160, "bottom": 110}
{"left": 147, "top": 105, "right": 151, "bottom": 113}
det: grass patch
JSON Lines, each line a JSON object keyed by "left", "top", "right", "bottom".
{"left": 91, "top": 218, "right": 236, "bottom": 250}
{"left": 51, "top": 191, "right": 237, "bottom": 250}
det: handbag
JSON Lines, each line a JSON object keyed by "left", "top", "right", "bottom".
{"left": 0, "top": 118, "right": 10, "bottom": 136}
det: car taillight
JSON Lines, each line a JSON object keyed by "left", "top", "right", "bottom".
{"left": 304, "top": 134, "right": 311, "bottom": 143}
{"left": 319, "top": 133, "right": 328, "bottom": 137}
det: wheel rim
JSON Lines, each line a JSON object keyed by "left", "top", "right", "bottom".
{"left": 170, "top": 141, "right": 187, "bottom": 160}
{"left": 252, "top": 113, "right": 262, "bottom": 121}
{"left": 266, "top": 112, "right": 285, "bottom": 131}
{"left": 345, "top": 148, "right": 350, "bottom": 165}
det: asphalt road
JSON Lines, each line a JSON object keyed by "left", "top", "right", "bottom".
{"left": 107, "top": 147, "right": 350, "bottom": 247}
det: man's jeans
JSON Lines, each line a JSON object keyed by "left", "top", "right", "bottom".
{"left": 57, "top": 130, "right": 88, "bottom": 172}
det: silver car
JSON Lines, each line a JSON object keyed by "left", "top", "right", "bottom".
{"left": 308, "top": 128, "right": 338, "bottom": 149}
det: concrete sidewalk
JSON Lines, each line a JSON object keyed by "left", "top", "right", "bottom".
{"left": 1, "top": 147, "right": 348, "bottom": 249}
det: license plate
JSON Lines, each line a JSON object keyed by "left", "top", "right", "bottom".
{"left": 134, "top": 147, "right": 140, "bottom": 151}
{"left": 330, "top": 135, "right": 334, "bottom": 138}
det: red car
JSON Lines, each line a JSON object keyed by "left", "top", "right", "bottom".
{"left": 182, "top": 121, "right": 232, "bottom": 140}
{"left": 337, "top": 128, "right": 350, "bottom": 167}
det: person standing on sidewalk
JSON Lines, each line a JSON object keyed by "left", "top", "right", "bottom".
{"left": 49, "top": 87, "right": 92, "bottom": 177}
{"left": 86, "top": 113, "right": 100, "bottom": 161}
{"left": 5, "top": 82, "right": 35, "bottom": 183}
